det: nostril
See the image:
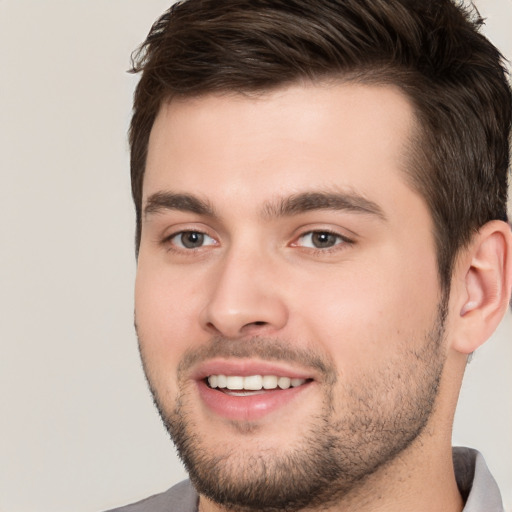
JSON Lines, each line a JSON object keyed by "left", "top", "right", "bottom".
{"left": 206, "top": 322, "right": 221, "bottom": 333}
{"left": 240, "top": 321, "right": 269, "bottom": 333}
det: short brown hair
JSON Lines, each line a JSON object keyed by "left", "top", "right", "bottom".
{"left": 129, "top": 0, "right": 511, "bottom": 288}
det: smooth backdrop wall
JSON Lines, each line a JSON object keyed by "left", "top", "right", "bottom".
{"left": 0, "top": 1, "right": 510, "bottom": 511}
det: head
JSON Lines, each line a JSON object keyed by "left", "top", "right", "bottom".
{"left": 130, "top": 1, "right": 512, "bottom": 511}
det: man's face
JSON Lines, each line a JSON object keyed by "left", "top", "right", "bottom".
{"left": 135, "top": 84, "right": 448, "bottom": 510}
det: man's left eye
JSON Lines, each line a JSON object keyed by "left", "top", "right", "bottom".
{"left": 296, "top": 231, "right": 347, "bottom": 249}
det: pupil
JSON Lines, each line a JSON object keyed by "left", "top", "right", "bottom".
{"left": 182, "top": 232, "right": 204, "bottom": 248}
{"left": 312, "top": 232, "right": 336, "bottom": 248}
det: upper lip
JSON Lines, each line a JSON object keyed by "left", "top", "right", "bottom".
{"left": 190, "top": 358, "right": 317, "bottom": 382}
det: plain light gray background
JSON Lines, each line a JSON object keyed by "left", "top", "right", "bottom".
{"left": 0, "top": 1, "right": 511, "bottom": 511}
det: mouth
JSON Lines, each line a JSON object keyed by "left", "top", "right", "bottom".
{"left": 206, "top": 374, "right": 311, "bottom": 395}
{"left": 193, "top": 361, "right": 316, "bottom": 422}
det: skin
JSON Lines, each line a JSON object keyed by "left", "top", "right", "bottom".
{"left": 135, "top": 83, "right": 511, "bottom": 512}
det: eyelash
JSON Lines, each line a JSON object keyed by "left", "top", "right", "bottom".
{"left": 293, "top": 230, "right": 354, "bottom": 253}
{"left": 162, "top": 230, "right": 217, "bottom": 252}
{"left": 161, "top": 229, "right": 354, "bottom": 254}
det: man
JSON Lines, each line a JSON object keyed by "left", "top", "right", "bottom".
{"left": 109, "top": 0, "right": 512, "bottom": 511}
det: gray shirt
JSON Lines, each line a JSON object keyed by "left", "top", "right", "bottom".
{"left": 105, "top": 447, "right": 504, "bottom": 512}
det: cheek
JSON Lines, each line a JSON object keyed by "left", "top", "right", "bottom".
{"left": 134, "top": 265, "right": 203, "bottom": 387}
{"left": 293, "top": 246, "right": 440, "bottom": 368}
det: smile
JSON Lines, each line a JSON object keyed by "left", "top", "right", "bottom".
{"left": 207, "top": 374, "right": 307, "bottom": 391}
{"left": 194, "top": 361, "right": 316, "bottom": 422}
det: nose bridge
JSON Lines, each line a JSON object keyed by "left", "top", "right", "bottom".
{"left": 200, "top": 239, "right": 288, "bottom": 337}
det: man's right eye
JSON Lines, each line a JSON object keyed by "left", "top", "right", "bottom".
{"left": 169, "top": 231, "right": 216, "bottom": 249}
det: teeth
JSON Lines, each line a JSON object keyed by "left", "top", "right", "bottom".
{"left": 278, "top": 376, "right": 291, "bottom": 389}
{"left": 217, "top": 375, "right": 227, "bottom": 388}
{"left": 207, "top": 375, "right": 306, "bottom": 391}
{"left": 244, "top": 375, "right": 263, "bottom": 390}
{"left": 262, "top": 375, "right": 278, "bottom": 389}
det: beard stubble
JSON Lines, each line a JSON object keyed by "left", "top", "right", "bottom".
{"left": 139, "top": 300, "right": 448, "bottom": 512}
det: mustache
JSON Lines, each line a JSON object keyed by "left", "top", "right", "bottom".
{"left": 175, "top": 336, "right": 337, "bottom": 383}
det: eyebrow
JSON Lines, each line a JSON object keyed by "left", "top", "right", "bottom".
{"left": 261, "top": 191, "right": 386, "bottom": 221}
{"left": 144, "top": 191, "right": 215, "bottom": 218}
{"left": 143, "top": 190, "right": 386, "bottom": 222}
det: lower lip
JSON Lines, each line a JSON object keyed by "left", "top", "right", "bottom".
{"left": 196, "top": 380, "right": 312, "bottom": 422}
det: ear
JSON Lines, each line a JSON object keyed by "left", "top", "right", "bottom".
{"left": 450, "top": 220, "right": 512, "bottom": 354}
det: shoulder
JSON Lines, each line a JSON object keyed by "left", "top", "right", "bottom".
{"left": 104, "top": 480, "right": 198, "bottom": 512}
{"left": 453, "top": 447, "right": 504, "bottom": 512}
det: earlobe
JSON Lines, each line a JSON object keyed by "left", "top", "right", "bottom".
{"left": 452, "top": 220, "right": 512, "bottom": 354}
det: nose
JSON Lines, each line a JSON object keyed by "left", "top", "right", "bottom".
{"left": 199, "top": 248, "right": 289, "bottom": 339}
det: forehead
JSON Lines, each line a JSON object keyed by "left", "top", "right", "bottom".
{"left": 144, "top": 83, "right": 419, "bottom": 216}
